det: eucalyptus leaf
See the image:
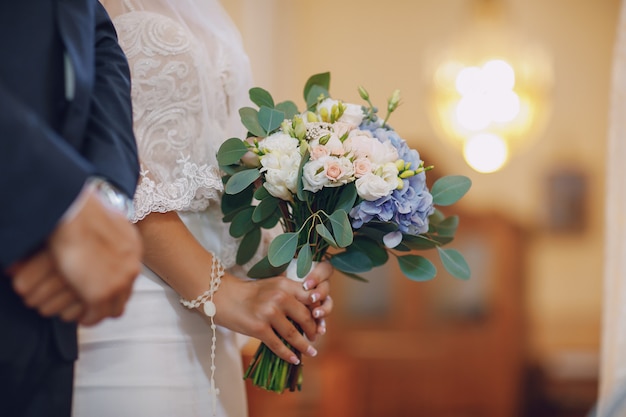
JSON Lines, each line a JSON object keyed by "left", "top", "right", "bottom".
{"left": 330, "top": 251, "right": 373, "bottom": 273}
{"left": 437, "top": 247, "right": 471, "bottom": 280}
{"left": 260, "top": 212, "right": 281, "bottom": 229}
{"left": 216, "top": 137, "right": 248, "bottom": 166}
{"left": 247, "top": 256, "right": 288, "bottom": 279}
{"left": 352, "top": 236, "right": 388, "bottom": 267}
{"left": 254, "top": 185, "right": 272, "bottom": 200}
{"left": 306, "top": 85, "right": 329, "bottom": 110}
{"left": 296, "top": 245, "right": 313, "bottom": 279}
{"left": 329, "top": 210, "right": 353, "bottom": 248}
{"left": 239, "top": 107, "right": 265, "bottom": 137}
{"left": 268, "top": 233, "right": 299, "bottom": 267}
{"left": 315, "top": 223, "right": 338, "bottom": 248}
{"left": 221, "top": 184, "right": 254, "bottom": 215}
{"left": 431, "top": 175, "right": 472, "bottom": 206}
{"left": 334, "top": 183, "right": 357, "bottom": 213}
{"left": 303, "top": 72, "right": 330, "bottom": 102}
{"left": 222, "top": 206, "right": 248, "bottom": 223}
{"left": 224, "top": 169, "right": 260, "bottom": 195}
{"left": 435, "top": 215, "right": 459, "bottom": 237}
{"left": 401, "top": 234, "right": 441, "bottom": 250}
{"left": 338, "top": 271, "right": 369, "bottom": 282}
{"left": 296, "top": 150, "right": 311, "bottom": 201}
{"left": 275, "top": 101, "right": 299, "bottom": 119}
{"left": 398, "top": 255, "right": 437, "bottom": 281}
{"left": 229, "top": 207, "right": 255, "bottom": 238}
{"left": 249, "top": 87, "right": 274, "bottom": 108}
{"left": 258, "top": 106, "right": 285, "bottom": 134}
{"left": 252, "top": 197, "right": 279, "bottom": 223}
{"left": 237, "top": 228, "right": 262, "bottom": 265}
{"left": 428, "top": 208, "right": 446, "bottom": 225}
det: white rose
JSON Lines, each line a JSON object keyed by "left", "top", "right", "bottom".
{"left": 369, "top": 140, "right": 399, "bottom": 166}
{"left": 338, "top": 102, "right": 364, "bottom": 126}
{"left": 355, "top": 173, "right": 394, "bottom": 201}
{"left": 258, "top": 132, "right": 299, "bottom": 155}
{"left": 302, "top": 158, "right": 330, "bottom": 192}
{"left": 380, "top": 162, "right": 400, "bottom": 190}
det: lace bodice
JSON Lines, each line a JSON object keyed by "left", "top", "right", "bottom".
{"left": 111, "top": 7, "right": 252, "bottom": 223}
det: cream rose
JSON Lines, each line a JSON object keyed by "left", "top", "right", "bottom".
{"left": 355, "top": 172, "right": 394, "bottom": 201}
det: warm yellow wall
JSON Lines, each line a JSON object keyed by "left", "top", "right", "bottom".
{"left": 223, "top": 0, "right": 620, "bottom": 367}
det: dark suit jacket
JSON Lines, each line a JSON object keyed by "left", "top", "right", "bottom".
{"left": 0, "top": 0, "right": 139, "bottom": 412}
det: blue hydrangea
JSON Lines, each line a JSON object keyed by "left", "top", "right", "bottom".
{"left": 349, "top": 123, "right": 434, "bottom": 235}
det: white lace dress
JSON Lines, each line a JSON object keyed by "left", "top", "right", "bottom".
{"left": 73, "top": 2, "right": 254, "bottom": 416}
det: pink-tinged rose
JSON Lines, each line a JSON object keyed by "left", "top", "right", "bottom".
{"left": 353, "top": 157, "right": 372, "bottom": 178}
{"left": 325, "top": 160, "right": 344, "bottom": 181}
{"left": 324, "top": 157, "right": 354, "bottom": 187}
{"left": 333, "top": 121, "right": 355, "bottom": 138}
{"left": 310, "top": 145, "right": 330, "bottom": 160}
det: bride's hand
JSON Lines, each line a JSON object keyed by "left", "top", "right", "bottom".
{"left": 213, "top": 261, "right": 333, "bottom": 365}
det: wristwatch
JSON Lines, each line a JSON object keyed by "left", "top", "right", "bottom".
{"left": 88, "top": 177, "right": 135, "bottom": 220}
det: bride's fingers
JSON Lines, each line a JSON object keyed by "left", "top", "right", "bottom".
{"left": 313, "top": 295, "right": 332, "bottom": 334}
{"left": 301, "top": 261, "right": 333, "bottom": 291}
{"left": 270, "top": 315, "right": 318, "bottom": 360}
{"left": 259, "top": 330, "right": 302, "bottom": 365}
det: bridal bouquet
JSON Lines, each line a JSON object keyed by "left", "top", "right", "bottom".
{"left": 217, "top": 72, "right": 471, "bottom": 393}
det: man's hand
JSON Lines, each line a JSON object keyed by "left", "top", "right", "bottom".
{"left": 47, "top": 186, "right": 142, "bottom": 325}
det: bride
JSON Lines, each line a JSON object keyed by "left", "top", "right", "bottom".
{"left": 72, "top": 1, "right": 333, "bottom": 416}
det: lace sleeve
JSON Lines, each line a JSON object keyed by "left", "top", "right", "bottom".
{"left": 113, "top": 11, "right": 224, "bottom": 222}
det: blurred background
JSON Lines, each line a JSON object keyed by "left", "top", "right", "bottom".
{"left": 222, "top": 0, "right": 620, "bottom": 415}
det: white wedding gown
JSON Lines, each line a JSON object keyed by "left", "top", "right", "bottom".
{"left": 73, "top": 1, "right": 255, "bottom": 416}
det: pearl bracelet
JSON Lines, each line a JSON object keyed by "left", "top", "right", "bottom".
{"left": 179, "top": 253, "right": 224, "bottom": 415}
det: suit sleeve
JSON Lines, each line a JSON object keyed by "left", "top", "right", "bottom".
{"left": 0, "top": 83, "right": 94, "bottom": 269}
{"left": 81, "top": 3, "right": 139, "bottom": 199}
{"left": 0, "top": 5, "right": 138, "bottom": 269}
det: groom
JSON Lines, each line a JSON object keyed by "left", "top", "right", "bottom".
{"left": 0, "top": 2, "right": 142, "bottom": 416}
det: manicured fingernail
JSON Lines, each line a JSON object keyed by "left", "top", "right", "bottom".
{"left": 314, "top": 309, "right": 323, "bottom": 318}
{"left": 310, "top": 292, "right": 320, "bottom": 303}
{"left": 290, "top": 356, "right": 301, "bottom": 365}
{"left": 306, "top": 346, "right": 318, "bottom": 357}
{"left": 303, "top": 280, "right": 314, "bottom": 291}
{"left": 318, "top": 319, "right": 327, "bottom": 335}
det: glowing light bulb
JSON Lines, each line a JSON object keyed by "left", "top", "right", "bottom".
{"left": 463, "top": 133, "right": 509, "bottom": 173}
{"left": 455, "top": 66, "right": 482, "bottom": 96}
{"left": 482, "top": 59, "right": 515, "bottom": 91}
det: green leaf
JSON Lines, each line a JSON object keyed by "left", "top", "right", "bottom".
{"left": 434, "top": 215, "right": 459, "bottom": 237}
{"left": 334, "top": 183, "right": 357, "bottom": 213}
{"left": 247, "top": 256, "right": 288, "bottom": 279}
{"left": 296, "top": 245, "right": 313, "bottom": 279}
{"left": 254, "top": 185, "right": 272, "bottom": 200}
{"left": 431, "top": 175, "right": 472, "bottom": 206}
{"left": 437, "top": 247, "right": 471, "bottom": 280}
{"left": 401, "top": 234, "right": 441, "bottom": 250}
{"left": 351, "top": 236, "right": 388, "bottom": 267}
{"left": 296, "top": 150, "right": 311, "bottom": 201}
{"left": 252, "top": 197, "right": 279, "bottom": 223}
{"left": 258, "top": 106, "right": 285, "bottom": 134}
{"left": 229, "top": 207, "right": 256, "bottom": 238}
{"left": 428, "top": 208, "right": 446, "bottom": 225}
{"left": 306, "top": 85, "right": 329, "bottom": 110}
{"left": 237, "top": 228, "right": 262, "bottom": 265}
{"left": 260, "top": 211, "right": 281, "bottom": 229}
{"left": 398, "top": 255, "right": 437, "bottom": 281}
{"left": 303, "top": 72, "right": 330, "bottom": 102}
{"left": 275, "top": 101, "right": 299, "bottom": 119}
{"left": 329, "top": 210, "right": 353, "bottom": 248}
{"left": 216, "top": 137, "right": 248, "bottom": 166}
{"left": 330, "top": 251, "right": 373, "bottom": 273}
{"left": 239, "top": 107, "right": 266, "bottom": 137}
{"left": 338, "top": 271, "right": 369, "bottom": 282}
{"left": 224, "top": 169, "right": 260, "bottom": 195}
{"left": 315, "top": 223, "right": 338, "bottom": 248}
{"left": 268, "top": 233, "right": 299, "bottom": 267}
{"left": 221, "top": 183, "right": 254, "bottom": 216}
{"left": 249, "top": 87, "right": 274, "bottom": 108}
